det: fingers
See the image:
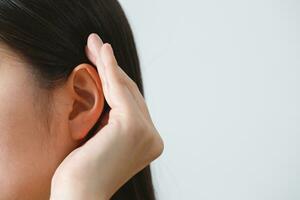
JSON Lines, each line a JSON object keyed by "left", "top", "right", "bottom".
{"left": 100, "top": 42, "right": 151, "bottom": 119}
{"left": 115, "top": 63, "right": 151, "bottom": 118}
{"left": 100, "top": 43, "right": 126, "bottom": 89}
{"left": 87, "top": 33, "right": 135, "bottom": 110}
{"left": 86, "top": 34, "right": 107, "bottom": 98}
{"left": 86, "top": 33, "right": 152, "bottom": 121}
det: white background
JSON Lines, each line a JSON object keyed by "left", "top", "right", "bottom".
{"left": 119, "top": 1, "right": 300, "bottom": 199}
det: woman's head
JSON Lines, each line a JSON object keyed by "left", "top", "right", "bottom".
{"left": 0, "top": 0, "right": 156, "bottom": 199}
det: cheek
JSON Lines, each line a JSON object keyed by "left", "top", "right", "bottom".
{"left": 0, "top": 86, "right": 55, "bottom": 199}
{"left": 0, "top": 65, "right": 77, "bottom": 199}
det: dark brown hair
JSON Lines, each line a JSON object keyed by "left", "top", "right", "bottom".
{"left": 0, "top": 0, "right": 157, "bottom": 199}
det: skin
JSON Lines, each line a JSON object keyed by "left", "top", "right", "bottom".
{"left": 0, "top": 41, "right": 105, "bottom": 199}
{"left": 50, "top": 34, "right": 164, "bottom": 199}
{"left": 0, "top": 33, "right": 164, "bottom": 200}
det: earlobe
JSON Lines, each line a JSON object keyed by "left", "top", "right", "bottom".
{"left": 68, "top": 63, "right": 105, "bottom": 140}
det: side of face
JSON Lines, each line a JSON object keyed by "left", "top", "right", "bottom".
{"left": 0, "top": 44, "right": 104, "bottom": 200}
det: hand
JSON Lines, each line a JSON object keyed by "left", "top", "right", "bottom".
{"left": 49, "top": 33, "right": 164, "bottom": 200}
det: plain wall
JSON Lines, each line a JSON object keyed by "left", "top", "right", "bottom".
{"left": 119, "top": 0, "right": 300, "bottom": 199}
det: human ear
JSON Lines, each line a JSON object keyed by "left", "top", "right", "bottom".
{"left": 66, "top": 63, "right": 105, "bottom": 140}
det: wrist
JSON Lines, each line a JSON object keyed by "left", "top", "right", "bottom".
{"left": 50, "top": 176, "right": 110, "bottom": 200}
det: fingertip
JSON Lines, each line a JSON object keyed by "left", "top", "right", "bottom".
{"left": 101, "top": 43, "right": 117, "bottom": 66}
{"left": 87, "top": 33, "right": 104, "bottom": 56}
{"left": 105, "top": 43, "right": 114, "bottom": 56}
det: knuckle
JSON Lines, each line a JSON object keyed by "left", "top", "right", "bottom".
{"left": 107, "top": 56, "right": 117, "bottom": 67}
{"left": 119, "top": 68, "right": 139, "bottom": 91}
{"left": 153, "top": 134, "right": 164, "bottom": 157}
{"left": 147, "top": 129, "right": 164, "bottom": 159}
{"left": 117, "top": 76, "right": 126, "bottom": 85}
{"left": 140, "top": 132, "right": 165, "bottom": 165}
{"left": 118, "top": 112, "right": 164, "bottom": 160}
{"left": 130, "top": 80, "right": 139, "bottom": 91}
